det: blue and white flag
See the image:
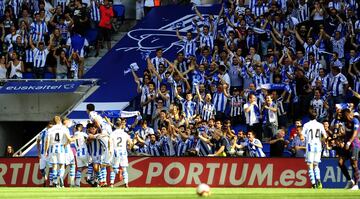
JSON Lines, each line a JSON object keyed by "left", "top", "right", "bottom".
{"left": 252, "top": 27, "right": 266, "bottom": 34}
{"left": 173, "top": 21, "right": 184, "bottom": 29}
{"left": 101, "top": 110, "right": 141, "bottom": 119}
{"left": 258, "top": 83, "right": 287, "bottom": 90}
{"left": 124, "top": 62, "right": 140, "bottom": 75}
{"left": 335, "top": 103, "right": 351, "bottom": 110}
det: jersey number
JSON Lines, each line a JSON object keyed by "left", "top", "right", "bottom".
{"left": 309, "top": 129, "right": 320, "bottom": 139}
{"left": 117, "top": 137, "right": 123, "bottom": 147}
{"left": 55, "top": 133, "right": 60, "bottom": 142}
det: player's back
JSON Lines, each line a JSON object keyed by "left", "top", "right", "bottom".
{"left": 303, "top": 120, "right": 325, "bottom": 146}
{"left": 112, "top": 129, "right": 130, "bottom": 153}
{"left": 47, "top": 124, "right": 69, "bottom": 146}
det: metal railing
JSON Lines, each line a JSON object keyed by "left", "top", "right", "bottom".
{"left": 12, "top": 79, "right": 99, "bottom": 157}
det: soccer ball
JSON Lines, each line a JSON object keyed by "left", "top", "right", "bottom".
{"left": 196, "top": 183, "right": 211, "bottom": 197}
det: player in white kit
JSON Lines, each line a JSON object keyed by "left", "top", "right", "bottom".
{"left": 302, "top": 109, "right": 327, "bottom": 189}
{"left": 36, "top": 121, "right": 53, "bottom": 186}
{"left": 110, "top": 119, "right": 133, "bottom": 188}
{"left": 45, "top": 116, "right": 77, "bottom": 187}
{"left": 63, "top": 118, "right": 76, "bottom": 187}
{"left": 73, "top": 123, "right": 89, "bottom": 187}
{"left": 86, "top": 104, "right": 113, "bottom": 187}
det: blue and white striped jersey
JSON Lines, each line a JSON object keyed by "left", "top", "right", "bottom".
{"left": 37, "top": 129, "right": 48, "bottom": 156}
{"left": 213, "top": 91, "right": 227, "bottom": 113}
{"left": 30, "top": 21, "right": 48, "bottom": 42}
{"left": 90, "top": 0, "right": 102, "bottom": 22}
{"left": 32, "top": 48, "right": 49, "bottom": 68}
{"left": 25, "top": 49, "right": 34, "bottom": 63}
{"left": 147, "top": 141, "right": 161, "bottom": 156}
{"left": 247, "top": 139, "right": 266, "bottom": 157}
{"left": 198, "top": 101, "right": 216, "bottom": 121}
{"left": 74, "top": 131, "right": 89, "bottom": 157}
{"left": 182, "top": 38, "right": 197, "bottom": 57}
{"left": 88, "top": 138, "right": 102, "bottom": 157}
{"left": 303, "top": 43, "right": 319, "bottom": 60}
{"left": 160, "top": 135, "right": 176, "bottom": 156}
{"left": 330, "top": 73, "right": 348, "bottom": 96}
{"left": 310, "top": 98, "right": 328, "bottom": 119}
{"left": 179, "top": 97, "right": 197, "bottom": 119}
{"left": 251, "top": 4, "right": 268, "bottom": 17}
{"left": 199, "top": 32, "right": 214, "bottom": 50}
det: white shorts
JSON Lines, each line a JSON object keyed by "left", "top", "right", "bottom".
{"left": 39, "top": 155, "right": 48, "bottom": 170}
{"left": 101, "top": 149, "right": 112, "bottom": 165}
{"left": 305, "top": 144, "right": 322, "bottom": 164}
{"left": 91, "top": 155, "right": 101, "bottom": 164}
{"left": 49, "top": 152, "right": 65, "bottom": 165}
{"left": 76, "top": 155, "right": 89, "bottom": 168}
{"left": 112, "top": 151, "right": 128, "bottom": 167}
{"left": 65, "top": 150, "right": 75, "bottom": 165}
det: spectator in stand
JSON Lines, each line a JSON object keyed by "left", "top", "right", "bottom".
{"left": 30, "top": 12, "right": 48, "bottom": 43}
{"left": 68, "top": 51, "right": 81, "bottom": 79}
{"left": 97, "top": 0, "right": 114, "bottom": 56}
{"left": 269, "top": 128, "right": 288, "bottom": 157}
{"left": 144, "top": 0, "right": 160, "bottom": 16}
{"left": 0, "top": 55, "right": 8, "bottom": 79}
{"left": 66, "top": 33, "right": 89, "bottom": 78}
{"left": 199, "top": 129, "right": 228, "bottom": 157}
{"left": 29, "top": 36, "right": 52, "bottom": 78}
{"left": 53, "top": 49, "right": 69, "bottom": 79}
{"left": 8, "top": 51, "right": 24, "bottom": 79}
{"left": 4, "top": 145, "right": 15, "bottom": 157}
{"left": 247, "top": 130, "right": 266, "bottom": 157}
{"left": 291, "top": 126, "right": 306, "bottom": 157}
{"left": 72, "top": 0, "right": 89, "bottom": 36}
{"left": 244, "top": 93, "right": 262, "bottom": 140}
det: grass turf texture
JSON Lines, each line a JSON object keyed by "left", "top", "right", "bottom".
{"left": 1, "top": 188, "right": 360, "bottom": 199}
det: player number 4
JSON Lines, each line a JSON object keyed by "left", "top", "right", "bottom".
{"left": 55, "top": 133, "right": 60, "bottom": 142}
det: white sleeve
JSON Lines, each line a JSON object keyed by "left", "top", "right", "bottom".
{"left": 66, "top": 38, "right": 71, "bottom": 46}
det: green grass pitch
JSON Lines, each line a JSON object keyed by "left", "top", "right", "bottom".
{"left": 1, "top": 187, "right": 360, "bottom": 199}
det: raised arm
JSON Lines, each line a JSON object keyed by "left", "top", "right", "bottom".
{"left": 29, "top": 36, "right": 36, "bottom": 50}
{"left": 176, "top": 29, "right": 184, "bottom": 41}
{"left": 295, "top": 29, "right": 305, "bottom": 45}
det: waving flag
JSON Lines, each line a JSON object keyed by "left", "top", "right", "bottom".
{"left": 101, "top": 110, "right": 141, "bottom": 119}
{"left": 124, "top": 62, "right": 140, "bottom": 75}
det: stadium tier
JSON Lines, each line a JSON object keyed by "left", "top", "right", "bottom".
{"left": 1, "top": 0, "right": 360, "bottom": 191}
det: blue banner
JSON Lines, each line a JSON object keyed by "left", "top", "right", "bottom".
{"left": 0, "top": 81, "right": 83, "bottom": 94}
{"left": 320, "top": 158, "right": 359, "bottom": 188}
{"left": 83, "top": 5, "right": 221, "bottom": 103}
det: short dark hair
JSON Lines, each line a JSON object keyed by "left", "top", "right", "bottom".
{"left": 86, "top": 103, "right": 95, "bottom": 112}
{"left": 75, "top": 124, "right": 83, "bottom": 131}
{"left": 309, "top": 109, "right": 317, "bottom": 120}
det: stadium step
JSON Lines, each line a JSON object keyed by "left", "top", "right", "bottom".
{"left": 83, "top": 20, "right": 136, "bottom": 74}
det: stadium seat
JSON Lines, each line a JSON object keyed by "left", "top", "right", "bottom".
{"left": 22, "top": 72, "right": 35, "bottom": 79}
{"left": 113, "top": 4, "right": 125, "bottom": 25}
{"left": 84, "top": 28, "right": 98, "bottom": 46}
{"left": 44, "top": 72, "right": 55, "bottom": 79}
{"left": 263, "top": 143, "right": 270, "bottom": 157}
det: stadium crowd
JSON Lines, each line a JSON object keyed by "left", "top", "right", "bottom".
{"left": 0, "top": 0, "right": 119, "bottom": 80}
{"left": 32, "top": 0, "right": 360, "bottom": 189}
{"left": 127, "top": 0, "right": 360, "bottom": 158}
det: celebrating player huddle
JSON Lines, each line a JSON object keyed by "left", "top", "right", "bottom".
{"left": 36, "top": 104, "right": 134, "bottom": 187}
